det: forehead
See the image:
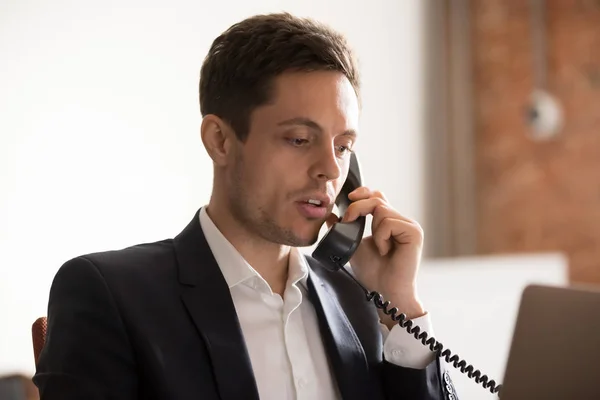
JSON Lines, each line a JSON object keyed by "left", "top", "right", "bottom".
{"left": 263, "top": 71, "right": 360, "bottom": 131}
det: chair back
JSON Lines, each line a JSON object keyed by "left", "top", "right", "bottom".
{"left": 32, "top": 317, "right": 47, "bottom": 366}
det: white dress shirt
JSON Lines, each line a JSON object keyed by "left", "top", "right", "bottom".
{"left": 199, "top": 206, "right": 436, "bottom": 400}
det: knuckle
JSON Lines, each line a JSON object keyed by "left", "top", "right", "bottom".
{"left": 372, "top": 190, "right": 386, "bottom": 200}
{"left": 372, "top": 197, "right": 387, "bottom": 207}
{"left": 373, "top": 203, "right": 387, "bottom": 217}
{"left": 380, "top": 217, "right": 393, "bottom": 230}
{"left": 412, "top": 223, "right": 425, "bottom": 237}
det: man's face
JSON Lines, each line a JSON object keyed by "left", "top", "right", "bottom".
{"left": 226, "top": 71, "right": 360, "bottom": 247}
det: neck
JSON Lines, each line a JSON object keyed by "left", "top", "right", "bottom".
{"left": 205, "top": 197, "right": 291, "bottom": 296}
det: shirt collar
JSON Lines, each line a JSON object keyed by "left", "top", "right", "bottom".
{"left": 199, "top": 206, "right": 309, "bottom": 291}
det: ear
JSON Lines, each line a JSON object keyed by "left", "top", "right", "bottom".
{"left": 201, "top": 115, "right": 236, "bottom": 166}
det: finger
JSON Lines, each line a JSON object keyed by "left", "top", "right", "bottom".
{"left": 371, "top": 204, "right": 419, "bottom": 232}
{"left": 373, "top": 218, "right": 423, "bottom": 256}
{"left": 374, "top": 219, "right": 394, "bottom": 256}
{"left": 324, "top": 213, "right": 340, "bottom": 229}
{"left": 348, "top": 187, "right": 389, "bottom": 202}
{"left": 347, "top": 186, "right": 371, "bottom": 200}
{"left": 342, "top": 197, "right": 386, "bottom": 222}
{"left": 372, "top": 204, "right": 393, "bottom": 233}
{"left": 343, "top": 197, "right": 416, "bottom": 227}
{"left": 370, "top": 189, "right": 388, "bottom": 202}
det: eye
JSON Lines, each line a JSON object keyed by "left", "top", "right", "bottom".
{"left": 288, "top": 138, "right": 309, "bottom": 147}
{"left": 336, "top": 145, "right": 353, "bottom": 155}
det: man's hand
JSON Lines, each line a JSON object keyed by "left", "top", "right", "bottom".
{"left": 327, "top": 186, "right": 426, "bottom": 330}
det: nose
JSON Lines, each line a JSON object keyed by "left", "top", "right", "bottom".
{"left": 309, "top": 143, "right": 342, "bottom": 182}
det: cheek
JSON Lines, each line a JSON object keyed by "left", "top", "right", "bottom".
{"left": 334, "top": 176, "right": 347, "bottom": 194}
{"left": 239, "top": 160, "right": 284, "bottom": 200}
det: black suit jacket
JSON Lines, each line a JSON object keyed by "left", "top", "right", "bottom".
{"left": 33, "top": 209, "right": 458, "bottom": 400}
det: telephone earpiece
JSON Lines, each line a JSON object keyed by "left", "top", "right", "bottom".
{"left": 312, "top": 152, "right": 366, "bottom": 272}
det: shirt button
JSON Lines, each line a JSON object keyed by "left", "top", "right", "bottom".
{"left": 297, "top": 378, "right": 308, "bottom": 388}
{"left": 444, "top": 371, "right": 451, "bottom": 384}
{"left": 392, "top": 349, "right": 405, "bottom": 358}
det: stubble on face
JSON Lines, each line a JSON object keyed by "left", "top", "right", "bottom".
{"left": 227, "top": 149, "right": 322, "bottom": 247}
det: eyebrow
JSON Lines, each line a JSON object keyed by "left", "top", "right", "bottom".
{"left": 277, "top": 117, "right": 357, "bottom": 138}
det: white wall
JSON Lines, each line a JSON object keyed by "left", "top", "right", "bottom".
{"left": 0, "top": 0, "right": 427, "bottom": 376}
{"left": 417, "top": 253, "right": 567, "bottom": 400}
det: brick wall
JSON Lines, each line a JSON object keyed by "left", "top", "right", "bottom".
{"left": 471, "top": 0, "right": 600, "bottom": 284}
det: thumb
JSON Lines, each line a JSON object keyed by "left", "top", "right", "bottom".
{"left": 325, "top": 213, "right": 340, "bottom": 229}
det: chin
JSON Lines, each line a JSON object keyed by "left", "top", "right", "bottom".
{"left": 262, "top": 210, "right": 325, "bottom": 247}
{"left": 288, "top": 236, "right": 319, "bottom": 248}
{"left": 291, "top": 223, "right": 323, "bottom": 246}
{"left": 295, "top": 234, "right": 320, "bottom": 247}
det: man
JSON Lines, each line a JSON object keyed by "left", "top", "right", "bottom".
{"left": 33, "top": 12, "right": 459, "bottom": 400}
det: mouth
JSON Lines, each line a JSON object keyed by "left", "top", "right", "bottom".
{"left": 298, "top": 194, "right": 333, "bottom": 208}
{"left": 305, "top": 199, "right": 324, "bottom": 207}
{"left": 295, "top": 195, "right": 333, "bottom": 220}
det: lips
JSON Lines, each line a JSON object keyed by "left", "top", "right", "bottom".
{"left": 296, "top": 201, "right": 329, "bottom": 219}
{"left": 297, "top": 193, "right": 333, "bottom": 208}
{"left": 295, "top": 193, "right": 334, "bottom": 219}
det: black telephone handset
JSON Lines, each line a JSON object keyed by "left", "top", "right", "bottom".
{"left": 312, "top": 152, "right": 366, "bottom": 272}
{"left": 312, "top": 153, "right": 503, "bottom": 396}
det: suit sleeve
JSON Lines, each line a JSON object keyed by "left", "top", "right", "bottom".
{"left": 33, "top": 256, "right": 138, "bottom": 400}
{"left": 380, "top": 356, "right": 459, "bottom": 400}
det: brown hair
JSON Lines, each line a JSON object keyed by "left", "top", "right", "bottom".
{"left": 199, "top": 12, "right": 360, "bottom": 142}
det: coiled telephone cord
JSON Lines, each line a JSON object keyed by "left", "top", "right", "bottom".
{"left": 339, "top": 267, "right": 503, "bottom": 396}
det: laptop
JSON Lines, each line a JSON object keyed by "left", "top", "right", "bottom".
{"left": 499, "top": 283, "right": 600, "bottom": 400}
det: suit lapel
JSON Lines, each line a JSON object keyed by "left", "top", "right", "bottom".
{"left": 174, "top": 209, "right": 259, "bottom": 400}
{"left": 306, "top": 264, "right": 372, "bottom": 400}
